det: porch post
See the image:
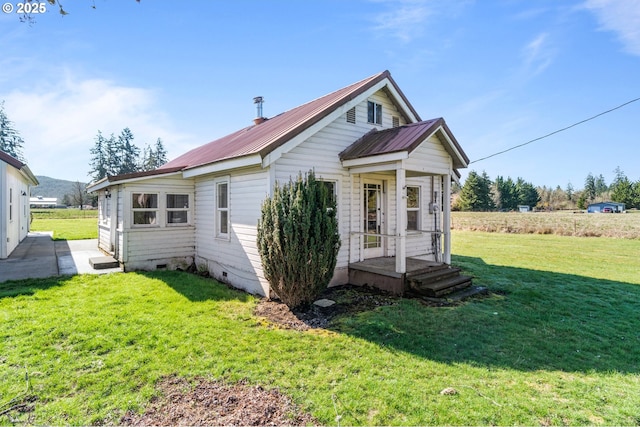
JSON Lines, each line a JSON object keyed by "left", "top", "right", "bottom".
{"left": 443, "top": 173, "right": 451, "bottom": 264}
{"left": 395, "top": 164, "right": 406, "bottom": 273}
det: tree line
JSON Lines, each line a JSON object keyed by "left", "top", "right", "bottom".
{"left": 88, "top": 128, "right": 168, "bottom": 182}
{"left": 455, "top": 168, "right": 640, "bottom": 211}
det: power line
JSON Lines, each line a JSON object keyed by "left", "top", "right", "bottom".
{"left": 470, "top": 96, "right": 640, "bottom": 164}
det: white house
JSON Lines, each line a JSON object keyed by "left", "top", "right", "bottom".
{"left": 87, "top": 71, "right": 469, "bottom": 296}
{"left": 1, "top": 150, "right": 39, "bottom": 259}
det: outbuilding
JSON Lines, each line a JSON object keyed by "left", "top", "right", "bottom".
{"left": 587, "top": 202, "right": 625, "bottom": 213}
{"left": 1, "top": 150, "right": 39, "bottom": 258}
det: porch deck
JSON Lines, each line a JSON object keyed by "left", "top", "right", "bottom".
{"left": 348, "top": 256, "right": 472, "bottom": 297}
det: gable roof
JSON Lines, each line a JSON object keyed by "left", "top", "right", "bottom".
{"left": 159, "top": 70, "right": 419, "bottom": 172}
{"left": 0, "top": 150, "right": 38, "bottom": 185}
{"left": 339, "top": 118, "right": 469, "bottom": 169}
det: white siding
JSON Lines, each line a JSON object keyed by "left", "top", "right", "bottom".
{"left": 1, "top": 163, "right": 32, "bottom": 258}
{"left": 404, "top": 133, "right": 453, "bottom": 175}
{"left": 114, "top": 176, "right": 196, "bottom": 271}
{"left": 195, "top": 168, "right": 269, "bottom": 296}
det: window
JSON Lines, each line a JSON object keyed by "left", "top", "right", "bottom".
{"left": 132, "top": 193, "right": 158, "bottom": 226}
{"left": 167, "top": 194, "right": 189, "bottom": 225}
{"left": 367, "top": 101, "right": 382, "bottom": 125}
{"left": 406, "top": 186, "right": 420, "bottom": 230}
{"left": 319, "top": 181, "right": 336, "bottom": 205}
{"left": 216, "top": 182, "right": 229, "bottom": 237}
{"left": 346, "top": 107, "right": 356, "bottom": 124}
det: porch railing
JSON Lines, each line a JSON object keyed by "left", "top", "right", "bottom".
{"left": 350, "top": 229, "right": 444, "bottom": 263}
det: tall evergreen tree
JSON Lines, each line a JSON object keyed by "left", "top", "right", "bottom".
{"left": 595, "top": 174, "right": 608, "bottom": 198}
{"left": 88, "top": 131, "right": 109, "bottom": 182}
{"left": 459, "top": 171, "right": 495, "bottom": 211}
{"left": 0, "top": 101, "right": 26, "bottom": 162}
{"left": 116, "top": 128, "right": 140, "bottom": 174}
{"left": 610, "top": 167, "right": 634, "bottom": 207}
{"left": 584, "top": 173, "right": 596, "bottom": 202}
{"left": 515, "top": 178, "right": 540, "bottom": 208}
{"left": 141, "top": 138, "right": 168, "bottom": 171}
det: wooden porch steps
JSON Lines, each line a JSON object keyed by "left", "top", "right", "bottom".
{"left": 406, "top": 266, "right": 473, "bottom": 298}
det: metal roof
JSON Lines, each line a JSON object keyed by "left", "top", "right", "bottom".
{"left": 159, "top": 70, "right": 419, "bottom": 171}
{"left": 339, "top": 118, "right": 469, "bottom": 168}
{"left": 0, "top": 150, "right": 39, "bottom": 185}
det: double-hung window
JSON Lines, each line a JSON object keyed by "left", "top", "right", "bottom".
{"left": 132, "top": 193, "right": 158, "bottom": 226}
{"left": 406, "top": 186, "right": 420, "bottom": 231}
{"left": 367, "top": 101, "right": 382, "bottom": 125}
{"left": 216, "top": 181, "right": 229, "bottom": 237}
{"left": 167, "top": 194, "right": 189, "bottom": 225}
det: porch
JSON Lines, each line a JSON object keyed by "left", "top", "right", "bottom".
{"left": 348, "top": 256, "right": 472, "bottom": 297}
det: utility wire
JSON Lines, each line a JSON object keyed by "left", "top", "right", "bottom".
{"left": 470, "top": 96, "right": 640, "bottom": 164}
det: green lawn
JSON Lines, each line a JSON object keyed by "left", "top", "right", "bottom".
{"left": 30, "top": 218, "right": 97, "bottom": 240}
{"left": 1, "top": 232, "right": 640, "bottom": 425}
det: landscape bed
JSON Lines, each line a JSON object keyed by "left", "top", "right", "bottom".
{"left": 1, "top": 231, "right": 639, "bottom": 425}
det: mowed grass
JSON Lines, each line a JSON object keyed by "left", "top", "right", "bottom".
{"left": 1, "top": 233, "right": 640, "bottom": 425}
{"left": 30, "top": 209, "right": 98, "bottom": 240}
{"left": 29, "top": 218, "right": 97, "bottom": 240}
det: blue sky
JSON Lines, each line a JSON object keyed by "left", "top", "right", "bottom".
{"left": 1, "top": 0, "right": 639, "bottom": 189}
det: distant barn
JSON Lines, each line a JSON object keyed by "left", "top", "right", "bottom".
{"left": 30, "top": 196, "right": 57, "bottom": 208}
{"left": 587, "top": 202, "right": 625, "bottom": 213}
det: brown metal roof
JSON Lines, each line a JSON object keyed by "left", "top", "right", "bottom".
{"left": 339, "top": 117, "right": 470, "bottom": 169}
{"left": 159, "top": 70, "right": 419, "bottom": 171}
{"left": 0, "top": 149, "right": 24, "bottom": 169}
{"left": 0, "top": 150, "right": 39, "bottom": 185}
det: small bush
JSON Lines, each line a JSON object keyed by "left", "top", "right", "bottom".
{"left": 257, "top": 171, "right": 341, "bottom": 309}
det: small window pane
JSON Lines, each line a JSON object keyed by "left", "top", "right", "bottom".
{"left": 217, "top": 183, "right": 228, "bottom": 209}
{"left": 375, "top": 103, "right": 382, "bottom": 124}
{"left": 168, "top": 211, "right": 188, "bottom": 224}
{"left": 407, "top": 211, "right": 418, "bottom": 231}
{"left": 219, "top": 210, "right": 228, "bottom": 234}
{"left": 133, "top": 193, "right": 157, "bottom": 209}
{"left": 407, "top": 187, "right": 419, "bottom": 208}
{"left": 167, "top": 194, "right": 189, "bottom": 209}
{"left": 134, "top": 211, "right": 157, "bottom": 225}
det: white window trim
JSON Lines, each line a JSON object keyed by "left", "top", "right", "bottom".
{"left": 367, "top": 100, "right": 382, "bottom": 125}
{"left": 131, "top": 192, "right": 160, "bottom": 228}
{"left": 406, "top": 185, "right": 420, "bottom": 231}
{"left": 317, "top": 175, "right": 341, "bottom": 221}
{"left": 215, "top": 177, "right": 230, "bottom": 240}
{"left": 166, "top": 193, "right": 191, "bottom": 227}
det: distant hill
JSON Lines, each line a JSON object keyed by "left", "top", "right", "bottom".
{"left": 31, "top": 176, "right": 88, "bottom": 204}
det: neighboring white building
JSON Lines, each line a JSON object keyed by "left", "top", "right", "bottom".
{"left": 1, "top": 150, "right": 39, "bottom": 259}
{"left": 87, "top": 71, "right": 469, "bottom": 296}
{"left": 30, "top": 196, "right": 58, "bottom": 208}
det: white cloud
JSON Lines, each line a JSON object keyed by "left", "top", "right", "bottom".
{"left": 583, "top": 0, "right": 640, "bottom": 55}
{"left": 521, "top": 32, "right": 555, "bottom": 76}
{"left": 2, "top": 73, "right": 195, "bottom": 181}
{"left": 371, "top": 0, "right": 434, "bottom": 43}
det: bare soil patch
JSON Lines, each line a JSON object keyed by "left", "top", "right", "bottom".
{"left": 254, "top": 284, "right": 401, "bottom": 331}
{"left": 120, "top": 375, "right": 318, "bottom": 426}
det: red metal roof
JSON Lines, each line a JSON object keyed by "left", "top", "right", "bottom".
{"left": 339, "top": 118, "right": 469, "bottom": 168}
{"left": 159, "top": 70, "right": 420, "bottom": 171}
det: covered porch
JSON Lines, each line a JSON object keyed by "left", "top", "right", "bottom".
{"left": 339, "top": 118, "right": 470, "bottom": 296}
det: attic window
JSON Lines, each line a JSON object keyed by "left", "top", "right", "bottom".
{"left": 367, "top": 101, "right": 382, "bottom": 125}
{"left": 392, "top": 116, "right": 400, "bottom": 128}
{"left": 346, "top": 107, "right": 356, "bottom": 124}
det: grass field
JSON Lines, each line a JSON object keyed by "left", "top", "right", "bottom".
{"left": 29, "top": 209, "right": 98, "bottom": 240}
{"left": 451, "top": 210, "right": 640, "bottom": 239}
{"left": 1, "top": 232, "right": 639, "bottom": 425}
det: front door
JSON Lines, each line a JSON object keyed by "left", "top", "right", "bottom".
{"left": 363, "top": 181, "right": 384, "bottom": 258}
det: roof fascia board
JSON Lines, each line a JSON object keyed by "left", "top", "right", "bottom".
{"left": 183, "top": 154, "right": 262, "bottom": 178}
{"left": 341, "top": 151, "right": 408, "bottom": 168}
{"left": 262, "top": 80, "right": 389, "bottom": 168}
{"left": 434, "top": 126, "right": 468, "bottom": 168}
{"left": 87, "top": 171, "right": 183, "bottom": 192}
{"left": 384, "top": 82, "right": 420, "bottom": 123}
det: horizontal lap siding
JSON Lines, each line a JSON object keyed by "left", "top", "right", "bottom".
{"left": 195, "top": 169, "right": 268, "bottom": 296}
{"left": 404, "top": 134, "right": 452, "bottom": 173}
{"left": 120, "top": 177, "right": 196, "bottom": 269}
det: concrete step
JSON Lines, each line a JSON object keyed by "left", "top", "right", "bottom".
{"left": 89, "top": 256, "right": 119, "bottom": 270}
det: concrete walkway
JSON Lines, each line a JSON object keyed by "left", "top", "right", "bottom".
{"left": 0, "top": 232, "right": 122, "bottom": 283}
